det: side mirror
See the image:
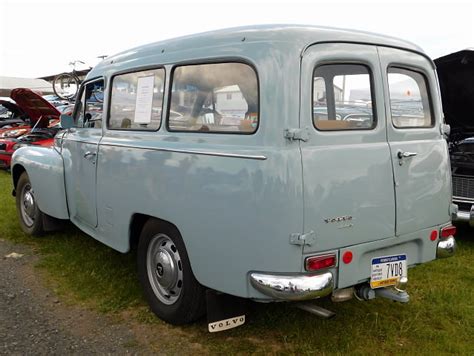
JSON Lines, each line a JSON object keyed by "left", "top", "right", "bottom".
{"left": 60, "top": 114, "right": 74, "bottom": 129}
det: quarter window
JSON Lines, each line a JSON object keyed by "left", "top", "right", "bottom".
{"left": 109, "top": 69, "right": 165, "bottom": 130}
{"left": 168, "top": 62, "right": 258, "bottom": 133}
{"left": 74, "top": 80, "right": 104, "bottom": 129}
{"left": 313, "top": 64, "right": 375, "bottom": 130}
{"left": 388, "top": 67, "right": 432, "bottom": 128}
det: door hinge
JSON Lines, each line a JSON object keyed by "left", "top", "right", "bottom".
{"left": 284, "top": 127, "right": 309, "bottom": 142}
{"left": 289, "top": 230, "right": 316, "bottom": 246}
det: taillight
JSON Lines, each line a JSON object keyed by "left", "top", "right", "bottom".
{"left": 342, "top": 251, "right": 353, "bottom": 264}
{"left": 441, "top": 225, "right": 456, "bottom": 238}
{"left": 305, "top": 254, "right": 336, "bottom": 271}
{"left": 430, "top": 230, "right": 438, "bottom": 241}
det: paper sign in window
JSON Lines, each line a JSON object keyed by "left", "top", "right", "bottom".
{"left": 134, "top": 76, "right": 155, "bottom": 124}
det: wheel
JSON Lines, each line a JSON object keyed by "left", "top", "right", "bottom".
{"left": 15, "top": 172, "right": 44, "bottom": 235}
{"left": 137, "top": 219, "right": 206, "bottom": 325}
{"left": 52, "top": 73, "right": 80, "bottom": 100}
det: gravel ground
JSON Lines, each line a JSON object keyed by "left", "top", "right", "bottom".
{"left": 0, "top": 238, "right": 147, "bottom": 355}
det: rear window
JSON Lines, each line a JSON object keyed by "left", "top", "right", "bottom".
{"left": 387, "top": 67, "right": 433, "bottom": 128}
{"left": 313, "top": 64, "right": 375, "bottom": 131}
{"left": 109, "top": 68, "right": 165, "bottom": 130}
{"left": 168, "top": 62, "right": 259, "bottom": 133}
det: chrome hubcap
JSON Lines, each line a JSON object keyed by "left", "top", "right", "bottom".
{"left": 20, "top": 184, "right": 36, "bottom": 227}
{"left": 146, "top": 234, "right": 183, "bottom": 305}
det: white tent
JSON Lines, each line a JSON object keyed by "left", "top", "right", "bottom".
{"left": 0, "top": 76, "right": 54, "bottom": 97}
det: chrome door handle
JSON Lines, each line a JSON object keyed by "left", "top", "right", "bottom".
{"left": 397, "top": 150, "right": 417, "bottom": 165}
{"left": 84, "top": 151, "right": 97, "bottom": 159}
{"left": 397, "top": 151, "right": 417, "bottom": 159}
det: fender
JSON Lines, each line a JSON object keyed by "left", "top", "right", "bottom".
{"left": 12, "top": 146, "right": 69, "bottom": 219}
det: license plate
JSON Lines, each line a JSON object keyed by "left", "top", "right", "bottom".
{"left": 370, "top": 254, "right": 407, "bottom": 289}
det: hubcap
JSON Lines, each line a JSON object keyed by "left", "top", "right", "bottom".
{"left": 146, "top": 234, "right": 183, "bottom": 305}
{"left": 20, "top": 183, "right": 36, "bottom": 227}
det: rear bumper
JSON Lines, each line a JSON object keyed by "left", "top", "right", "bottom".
{"left": 249, "top": 271, "right": 333, "bottom": 301}
{"left": 437, "top": 236, "right": 456, "bottom": 258}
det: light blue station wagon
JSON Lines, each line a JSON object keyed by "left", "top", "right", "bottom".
{"left": 11, "top": 25, "right": 457, "bottom": 328}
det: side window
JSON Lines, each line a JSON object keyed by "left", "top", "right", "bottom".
{"left": 74, "top": 80, "right": 105, "bottom": 129}
{"left": 109, "top": 69, "right": 165, "bottom": 130}
{"left": 168, "top": 62, "right": 259, "bottom": 133}
{"left": 313, "top": 64, "right": 375, "bottom": 131}
{"left": 388, "top": 67, "right": 433, "bottom": 128}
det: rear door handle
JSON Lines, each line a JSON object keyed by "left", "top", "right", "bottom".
{"left": 84, "top": 151, "right": 97, "bottom": 159}
{"left": 84, "top": 151, "right": 97, "bottom": 164}
{"left": 397, "top": 151, "right": 417, "bottom": 159}
{"left": 397, "top": 150, "right": 417, "bottom": 165}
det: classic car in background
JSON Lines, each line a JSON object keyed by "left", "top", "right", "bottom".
{"left": 0, "top": 99, "right": 28, "bottom": 129}
{"left": 0, "top": 88, "right": 61, "bottom": 168}
{"left": 435, "top": 49, "right": 474, "bottom": 225}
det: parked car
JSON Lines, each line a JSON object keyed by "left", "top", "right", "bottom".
{"left": 435, "top": 49, "right": 474, "bottom": 226}
{"left": 42, "top": 94, "right": 71, "bottom": 107}
{"left": 0, "top": 88, "right": 61, "bottom": 168}
{"left": 0, "top": 100, "right": 27, "bottom": 129}
{"left": 11, "top": 25, "right": 456, "bottom": 331}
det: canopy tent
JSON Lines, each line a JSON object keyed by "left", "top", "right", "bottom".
{"left": 0, "top": 76, "right": 54, "bottom": 97}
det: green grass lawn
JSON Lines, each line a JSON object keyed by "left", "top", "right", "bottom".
{"left": 1, "top": 169, "right": 473, "bottom": 354}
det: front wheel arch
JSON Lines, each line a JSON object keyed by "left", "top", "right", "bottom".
{"left": 15, "top": 171, "right": 45, "bottom": 235}
{"left": 12, "top": 164, "right": 26, "bottom": 192}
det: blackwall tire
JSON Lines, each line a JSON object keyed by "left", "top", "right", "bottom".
{"left": 137, "top": 219, "right": 206, "bottom": 325}
{"left": 16, "top": 172, "right": 44, "bottom": 236}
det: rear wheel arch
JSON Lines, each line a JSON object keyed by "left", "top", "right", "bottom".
{"left": 133, "top": 215, "right": 206, "bottom": 324}
{"left": 129, "top": 214, "right": 185, "bottom": 252}
{"left": 129, "top": 213, "right": 150, "bottom": 250}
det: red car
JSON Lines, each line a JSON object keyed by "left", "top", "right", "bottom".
{"left": 0, "top": 88, "right": 61, "bottom": 169}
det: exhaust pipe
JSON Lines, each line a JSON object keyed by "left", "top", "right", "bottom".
{"left": 295, "top": 302, "right": 336, "bottom": 319}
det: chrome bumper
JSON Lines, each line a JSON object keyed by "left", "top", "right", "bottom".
{"left": 437, "top": 236, "right": 456, "bottom": 259}
{"left": 249, "top": 272, "right": 333, "bottom": 301}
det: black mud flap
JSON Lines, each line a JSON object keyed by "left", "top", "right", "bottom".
{"left": 206, "top": 290, "right": 247, "bottom": 333}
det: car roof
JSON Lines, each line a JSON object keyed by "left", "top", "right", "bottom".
{"left": 87, "top": 24, "right": 425, "bottom": 79}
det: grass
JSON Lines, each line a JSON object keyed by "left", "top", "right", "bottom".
{"left": 1, "top": 169, "right": 473, "bottom": 354}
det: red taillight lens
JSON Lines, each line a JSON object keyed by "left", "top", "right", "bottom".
{"left": 430, "top": 230, "right": 438, "bottom": 241}
{"left": 342, "top": 251, "right": 353, "bottom": 264}
{"left": 305, "top": 254, "right": 336, "bottom": 271}
{"left": 441, "top": 225, "right": 456, "bottom": 238}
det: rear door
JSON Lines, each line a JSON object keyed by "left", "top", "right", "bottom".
{"left": 300, "top": 43, "right": 396, "bottom": 253}
{"left": 378, "top": 47, "right": 451, "bottom": 235}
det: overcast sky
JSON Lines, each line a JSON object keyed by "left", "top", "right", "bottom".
{"left": 0, "top": 0, "right": 473, "bottom": 78}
